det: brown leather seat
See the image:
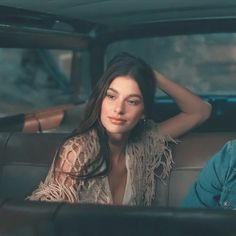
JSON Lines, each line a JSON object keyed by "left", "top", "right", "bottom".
{"left": 0, "top": 200, "right": 236, "bottom": 236}
{"left": 0, "top": 132, "right": 68, "bottom": 198}
{"left": 166, "top": 132, "right": 236, "bottom": 207}
{"left": 0, "top": 131, "right": 236, "bottom": 235}
{"left": 0, "top": 131, "right": 236, "bottom": 207}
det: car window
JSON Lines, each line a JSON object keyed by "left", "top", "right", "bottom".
{"left": 106, "top": 32, "right": 236, "bottom": 96}
{"left": 0, "top": 48, "right": 91, "bottom": 117}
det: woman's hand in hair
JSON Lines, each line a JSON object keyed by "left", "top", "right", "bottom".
{"left": 154, "top": 70, "right": 212, "bottom": 138}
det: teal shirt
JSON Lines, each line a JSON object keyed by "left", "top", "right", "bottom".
{"left": 182, "top": 140, "right": 236, "bottom": 209}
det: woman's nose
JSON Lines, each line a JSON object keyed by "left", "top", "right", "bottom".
{"left": 114, "top": 100, "right": 125, "bottom": 114}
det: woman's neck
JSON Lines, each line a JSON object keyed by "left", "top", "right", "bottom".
{"left": 108, "top": 136, "right": 128, "bottom": 164}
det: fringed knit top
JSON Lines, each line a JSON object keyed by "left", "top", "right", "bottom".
{"left": 28, "top": 120, "right": 174, "bottom": 206}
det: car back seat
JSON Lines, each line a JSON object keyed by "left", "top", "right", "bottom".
{"left": 0, "top": 131, "right": 236, "bottom": 206}
{"left": 0, "top": 133, "right": 67, "bottom": 199}
{"left": 166, "top": 132, "right": 236, "bottom": 206}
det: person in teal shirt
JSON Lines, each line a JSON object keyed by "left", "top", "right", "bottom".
{"left": 182, "top": 140, "right": 236, "bottom": 209}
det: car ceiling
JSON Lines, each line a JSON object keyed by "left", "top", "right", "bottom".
{"left": 0, "top": 0, "right": 236, "bottom": 26}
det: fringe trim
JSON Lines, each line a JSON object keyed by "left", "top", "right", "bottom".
{"left": 26, "top": 179, "right": 79, "bottom": 203}
{"left": 127, "top": 120, "right": 176, "bottom": 206}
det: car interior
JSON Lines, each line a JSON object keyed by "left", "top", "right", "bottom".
{"left": 0, "top": 0, "right": 236, "bottom": 235}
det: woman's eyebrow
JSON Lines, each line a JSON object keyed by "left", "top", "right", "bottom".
{"left": 107, "top": 88, "right": 118, "bottom": 93}
{"left": 108, "top": 88, "right": 142, "bottom": 99}
{"left": 127, "top": 94, "right": 143, "bottom": 99}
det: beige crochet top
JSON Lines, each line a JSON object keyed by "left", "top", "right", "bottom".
{"left": 28, "top": 120, "right": 174, "bottom": 206}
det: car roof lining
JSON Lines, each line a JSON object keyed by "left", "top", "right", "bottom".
{"left": 1, "top": 0, "right": 236, "bottom": 26}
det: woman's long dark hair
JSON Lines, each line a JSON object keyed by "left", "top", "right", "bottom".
{"left": 56, "top": 52, "right": 156, "bottom": 180}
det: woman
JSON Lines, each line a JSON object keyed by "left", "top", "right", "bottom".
{"left": 182, "top": 140, "right": 236, "bottom": 209}
{"left": 28, "top": 53, "right": 211, "bottom": 206}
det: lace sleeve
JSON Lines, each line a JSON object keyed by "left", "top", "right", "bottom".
{"left": 27, "top": 137, "right": 86, "bottom": 203}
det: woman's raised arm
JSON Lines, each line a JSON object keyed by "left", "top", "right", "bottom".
{"left": 155, "top": 70, "right": 212, "bottom": 138}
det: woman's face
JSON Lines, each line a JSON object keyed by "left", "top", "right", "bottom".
{"left": 100, "top": 76, "right": 144, "bottom": 139}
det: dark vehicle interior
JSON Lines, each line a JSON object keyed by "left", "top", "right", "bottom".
{"left": 0, "top": 0, "right": 236, "bottom": 235}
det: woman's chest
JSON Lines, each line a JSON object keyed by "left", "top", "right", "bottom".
{"left": 108, "top": 160, "right": 128, "bottom": 204}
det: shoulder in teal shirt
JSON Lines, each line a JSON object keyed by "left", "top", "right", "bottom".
{"left": 182, "top": 140, "right": 236, "bottom": 209}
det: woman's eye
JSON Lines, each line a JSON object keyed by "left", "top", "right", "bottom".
{"left": 127, "top": 100, "right": 139, "bottom": 106}
{"left": 106, "top": 93, "right": 116, "bottom": 100}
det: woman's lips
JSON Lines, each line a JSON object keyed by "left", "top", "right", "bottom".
{"left": 109, "top": 117, "right": 126, "bottom": 125}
